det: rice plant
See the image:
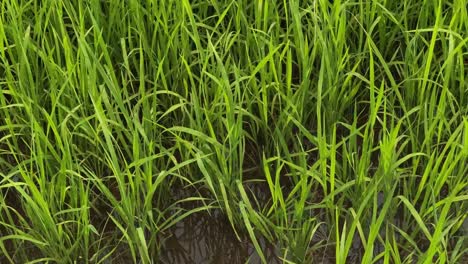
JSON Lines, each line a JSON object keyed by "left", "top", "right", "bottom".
{"left": 0, "top": 0, "right": 467, "bottom": 263}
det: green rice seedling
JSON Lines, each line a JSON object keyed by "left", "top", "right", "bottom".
{"left": 0, "top": 0, "right": 467, "bottom": 263}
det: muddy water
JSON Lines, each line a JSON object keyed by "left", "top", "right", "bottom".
{"left": 159, "top": 208, "right": 281, "bottom": 264}
{"left": 159, "top": 179, "right": 282, "bottom": 264}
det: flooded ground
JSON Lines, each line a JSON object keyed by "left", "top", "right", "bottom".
{"left": 159, "top": 208, "right": 281, "bottom": 264}
{"left": 158, "top": 179, "right": 282, "bottom": 264}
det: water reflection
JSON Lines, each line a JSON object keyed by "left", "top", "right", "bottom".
{"left": 160, "top": 208, "right": 280, "bottom": 264}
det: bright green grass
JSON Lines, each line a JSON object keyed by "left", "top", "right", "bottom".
{"left": 0, "top": 0, "right": 467, "bottom": 263}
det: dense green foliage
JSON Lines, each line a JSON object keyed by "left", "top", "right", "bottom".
{"left": 0, "top": 0, "right": 467, "bottom": 263}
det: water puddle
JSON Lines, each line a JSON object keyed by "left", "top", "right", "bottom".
{"left": 159, "top": 208, "right": 281, "bottom": 264}
{"left": 159, "top": 180, "right": 281, "bottom": 264}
